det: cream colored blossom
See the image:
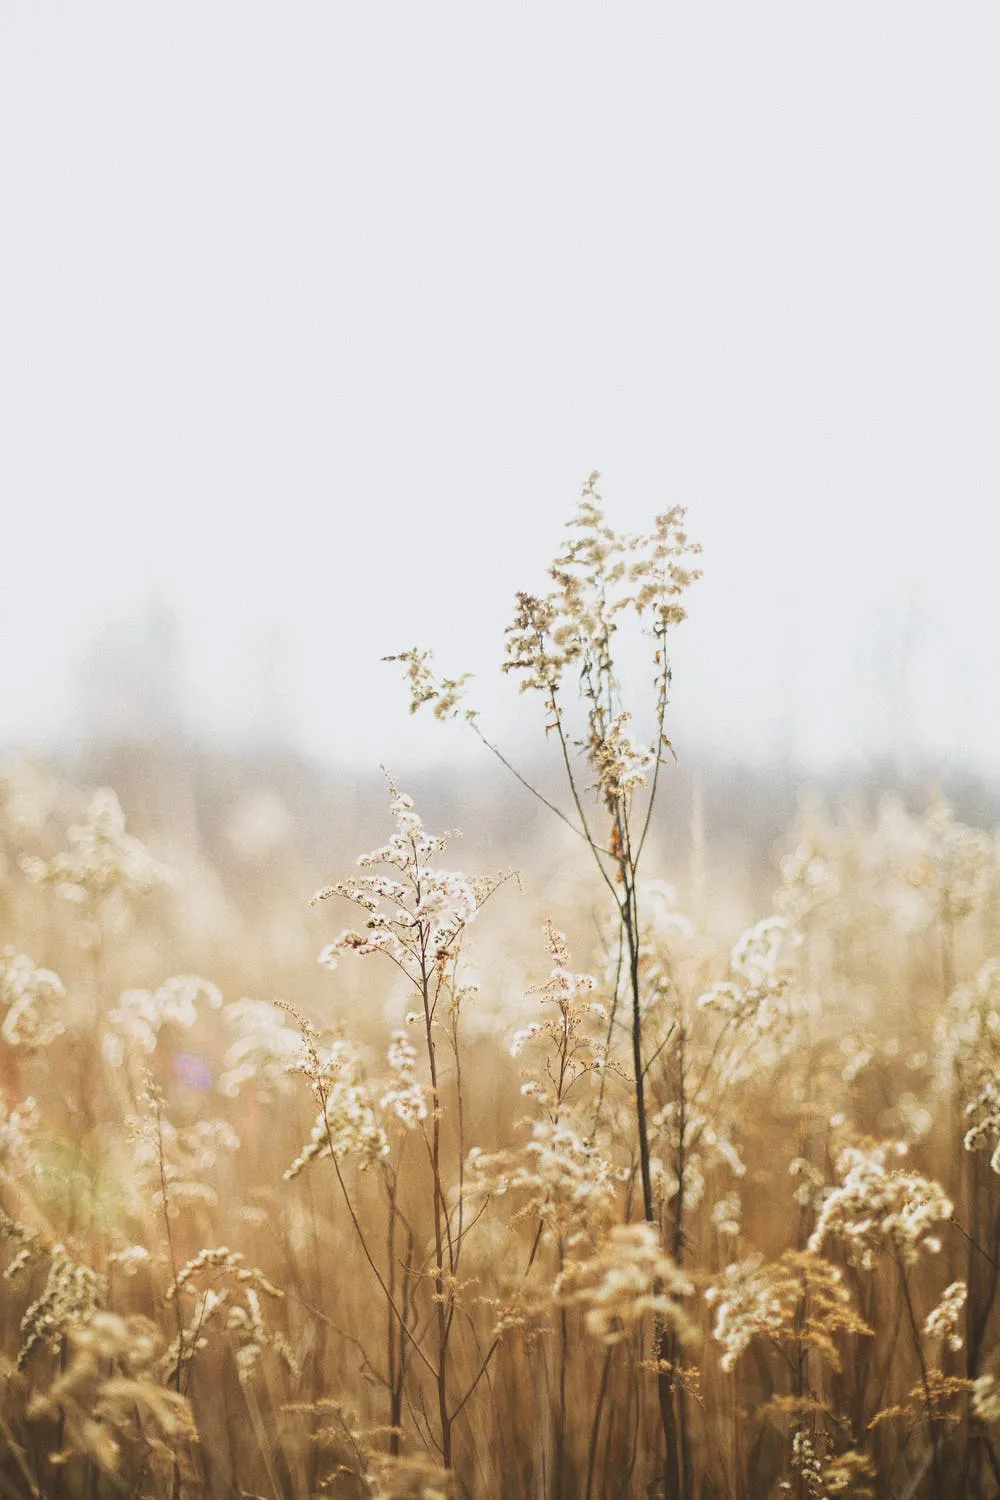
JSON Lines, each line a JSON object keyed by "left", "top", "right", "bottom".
{"left": 924, "top": 1280, "right": 966, "bottom": 1351}
{"left": 808, "top": 1143, "right": 952, "bottom": 1268}
{"left": 706, "top": 1254, "right": 794, "bottom": 1372}
{"left": 592, "top": 713, "right": 655, "bottom": 804}
{"left": 22, "top": 787, "right": 173, "bottom": 903}
{"left": 312, "top": 782, "right": 480, "bottom": 986}
{"left": 466, "top": 1115, "right": 617, "bottom": 1252}
{"left": 973, "top": 1374, "right": 1000, "bottom": 1424}
{"left": 380, "top": 1030, "right": 428, "bottom": 1128}
{"left": 0, "top": 947, "right": 64, "bottom": 1047}
{"left": 217, "top": 997, "right": 303, "bottom": 1099}
{"left": 285, "top": 1038, "right": 388, "bottom": 1179}
{"left": 556, "top": 1222, "right": 693, "bottom": 1347}
{"left": 103, "top": 974, "right": 221, "bottom": 1067}
{"left": 18, "top": 1244, "right": 108, "bottom": 1368}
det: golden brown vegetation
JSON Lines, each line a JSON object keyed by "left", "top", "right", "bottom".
{"left": 1, "top": 481, "right": 999, "bottom": 1500}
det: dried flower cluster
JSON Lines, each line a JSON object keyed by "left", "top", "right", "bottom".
{"left": 22, "top": 787, "right": 173, "bottom": 903}
{"left": 556, "top": 1222, "right": 693, "bottom": 1347}
{"left": 284, "top": 1035, "right": 388, "bottom": 1178}
{"left": 0, "top": 947, "right": 64, "bottom": 1047}
{"left": 808, "top": 1142, "right": 953, "bottom": 1268}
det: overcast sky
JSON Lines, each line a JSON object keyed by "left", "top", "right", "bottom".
{"left": 2, "top": 5, "right": 997, "bottom": 774}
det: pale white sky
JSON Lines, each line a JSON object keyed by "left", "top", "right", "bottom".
{"left": 2, "top": 5, "right": 997, "bottom": 773}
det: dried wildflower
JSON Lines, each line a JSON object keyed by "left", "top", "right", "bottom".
{"left": 225, "top": 1281, "right": 300, "bottom": 1382}
{"left": 789, "top": 1157, "right": 828, "bottom": 1213}
{"left": 367, "top": 1452, "right": 455, "bottom": 1499}
{"left": 313, "top": 781, "right": 479, "bottom": 983}
{"left": 788, "top": 1427, "right": 826, "bottom": 1499}
{"left": 159, "top": 1286, "right": 227, "bottom": 1385}
{"left": 107, "top": 1244, "right": 153, "bottom": 1277}
{"left": 492, "top": 479, "right": 701, "bottom": 860}
{"left": 103, "top": 973, "right": 221, "bottom": 1067}
{"left": 838, "top": 1032, "right": 876, "bottom": 1086}
{"left": 510, "top": 1022, "right": 543, "bottom": 1058}
{"left": 27, "top": 1312, "right": 195, "bottom": 1477}
{"left": 963, "top": 1078, "right": 1000, "bottom": 1171}
{"left": 509, "top": 921, "right": 608, "bottom": 1093}
{"left": 869, "top": 1371, "right": 972, "bottom": 1434}
{"left": 217, "top": 996, "right": 303, "bottom": 1099}
{"left": 502, "top": 476, "right": 701, "bottom": 702}
{"left": 381, "top": 648, "right": 473, "bottom": 723}
{"left": 972, "top": 1373, "right": 1000, "bottom": 1424}
{"left": 466, "top": 1115, "right": 618, "bottom": 1252}
{"left": 557, "top": 1221, "right": 693, "bottom": 1347}
{"left": 730, "top": 916, "right": 801, "bottom": 988}
{"left": 163, "top": 1246, "right": 289, "bottom": 1382}
{"left": 820, "top": 1448, "right": 876, "bottom": 1496}
{"left": 0, "top": 1094, "right": 43, "bottom": 1176}
{"left": 18, "top": 1244, "right": 107, "bottom": 1368}
{"left": 130, "top": 1106, "right": 241, "bottom": 1214}
{"left": 706, "top": 1254, "right": 791, "bottom": 1371}
{"left": 0, "top": 948, "right": 64, "bottom": 1048}
{"left": 0, "top": 1204, "right": 45, "bottom": 1281}
{"left": 924, "top": 1280, "right": 966, "bottom": 1351}
{"left": 710, "top": 1192, "right": 742, "bottom": 1239}
{"left": 808, "top": 1142, "right": 952, "bottom": 1268}
{"left": 284, "top": 1037, "right": 388, "bottom": 1179}
{"left": 592, "top": 713, "right": 655, "bottom": 805}
{"left": 706, "top": 1250, "right": 871, "bottom": 1374}
{"left": 694, "top": 916, "right": 808, "bottom": 1086}
{"left": 21, "top": 787, "right": 173, "bottom": 904}
{"left": 380, "top": 1030, "right": 428, "bottom": 1128}
{"left": 651, "top": 1109, "right": 744, "bottom": 1204}
{"left": 782, "top": 1428, "right": 875, "bottom": 1500}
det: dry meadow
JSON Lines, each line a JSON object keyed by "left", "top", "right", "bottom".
{"left": 2, "top": 486, "right": 999, "bottom": 1500}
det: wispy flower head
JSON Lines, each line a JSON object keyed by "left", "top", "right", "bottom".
{"left": 972, "top": 1374, "right": 1000, "bottom": 1425}
{"left": 730, "top": 916, "right": 800, "bottom": 988}
{"left": 808, "top": 1142, "right": 952, "bottom": 1269}
{"left": 705, "top": 1254, "right": 793, "bottom": 1372}
{"left": 466, "top": 1116, "right": 618, "bottom": 1251}
{"left": 285, "top": 1037, "right": 389, "bottom": 1179}
{"left": 0, "top": 947, "right": 64, "bottom": 1048}
{"left": 502, "top": 477, "right": 701, "bottom": 704}
{"left": 217, "top": 997, "right": 303, "bottom": 1100}
{"left": 706, "top": 1250, "right": 870, "bottom": 1375}
{"left": 592, "top": 713, "right": 655, "bottom": 806}
{"left": 380, "top": 1030, "right": 428, "bottom": 1128}
{"left": 924, "top": 1280, "right": 966, "bottom": 1352}
{"left": 556, "top": 1222, "right": 694, "bottom": 1347}
{"left": 22, "top": 788, "right": 173, "bottom": 904}
{"left": 103, "top": 974, "right": 221, "bottom": 1068}
{"left": 381, "top": 648, "right": 474, "bottom": 722}
{"left": 26, "top": 1311, "right": 196, "bottom": 1477}
{"left": 313, "top": 779, "right": 480, "bottom": 986}
{"left": 18, "top": 1244, "right": 108, "bottom": 1368}
{"left": 510, "top": 921, "right": 607, "bottom": 1084}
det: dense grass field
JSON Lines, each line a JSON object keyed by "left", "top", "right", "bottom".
{"left": 2, "top": 489, "right": 999, "bottom": 1499}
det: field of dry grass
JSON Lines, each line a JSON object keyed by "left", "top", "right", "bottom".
{"left": 2, "top": 486, "right": 999, "bottom": 1500}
